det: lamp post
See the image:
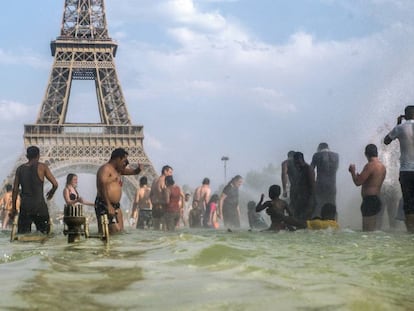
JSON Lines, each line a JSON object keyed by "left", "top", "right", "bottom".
{"left": 221, "top": 156, "right": 229, "bottom": 184}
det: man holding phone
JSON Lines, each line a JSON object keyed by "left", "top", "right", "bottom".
{"left": 384, "top": 106, "right": 414, "bottom": 232}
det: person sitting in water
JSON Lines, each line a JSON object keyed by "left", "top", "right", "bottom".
{"left": 268, "top": 202, "right": 339, "bottom": 230}
{"left": 256, "top": 185, "right": 292, "bottom": 231}
{"left": 247, "top": 200, "right": 268, "bottom": 230}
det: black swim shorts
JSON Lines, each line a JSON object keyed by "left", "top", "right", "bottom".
{"left": 94, "top": 197, "right": 120, "bottom": 223}
{"left": 361, "top": 195, "right": 382, "bottom": 217}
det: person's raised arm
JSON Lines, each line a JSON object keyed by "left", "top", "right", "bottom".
{"left": 256, "top": 194, "right": 272, "bottom": 212}
{"left": 121, "top": 163, "right": 142, "bottom": 176}
{"left": 349, "top": 163, "right": 371, "bottom": 186}
{"left": 384, "top": 115, "right": 403, "bottom": 145}
{"left": 384, "top": 134, "right": 392, "bottom": 145}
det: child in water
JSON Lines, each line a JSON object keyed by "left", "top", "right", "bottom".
{"left": 269, "top": 202, "right": 339, "bottom": 230}
{"left": 203, "top": 194, "right": 219, "bottom": 229}
{"left": 255, "top": 185, "right": 291, "bottom": 231}
{"left": 247, "top": 201, "right": 268, "bottom": 230}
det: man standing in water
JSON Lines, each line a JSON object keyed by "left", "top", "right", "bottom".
{"left": 349, "top": 144, "right": 386, "bottom": 231}
{"left": 150, "top": 165, "right": 173, "bottom": 230}
{"left": 311, "top": 143, "right": 339, "bottom": 218}
{"left": 192, "top": 177, "right": 211, "bottom": 224}
{"left": 384, "top": 105, "right": 414, "bottom": 232}
{"left": 11, "top": 146, "right": 58, "bottom": 234}
{"left": 95, "top": 148, "right": 142, "bottom": 234}
{"left": 131, "top": 176, "right": 152, "bottom": 229}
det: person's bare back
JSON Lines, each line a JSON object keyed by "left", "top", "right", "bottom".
{"left": 360, "top": 160, "right": 386, "bottom": 197}
{"left": 137, "top": 185, "right": 151, "bottom": 209}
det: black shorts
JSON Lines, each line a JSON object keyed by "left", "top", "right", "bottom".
{"left": 94, "top": 197, "right": 120, "bottom": 224}
{"left": 18, "top": 214, "right": 50, "bottom": 234}
{"left": 361, "top": 195, "right": 382, "bottom": 217}
{"left": 137, "top": 209, "right": 152, "bottom": 229}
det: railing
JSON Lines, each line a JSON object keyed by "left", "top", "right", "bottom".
{"left": 24, "top": 124, "right": 143, "bottom": 137}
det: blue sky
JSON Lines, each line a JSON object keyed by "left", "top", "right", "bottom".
{"left": 1, "top": 0, "right": 414, "bottom": 219}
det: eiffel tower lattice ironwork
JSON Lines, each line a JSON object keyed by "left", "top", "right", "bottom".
{"left": 3, "top": 0, "right": 157, "bottom": 202}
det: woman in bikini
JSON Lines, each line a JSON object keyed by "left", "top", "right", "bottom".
{"left": 63, "top": 173, "right": 94, "bottom": 207}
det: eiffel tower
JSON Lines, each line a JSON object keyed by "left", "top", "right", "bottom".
{"left": 2, "top": 0, "right": 157, "bottom": 202}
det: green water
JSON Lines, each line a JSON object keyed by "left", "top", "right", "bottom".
{"left": 1, "top": 227, "right": 413, "bottom": 311}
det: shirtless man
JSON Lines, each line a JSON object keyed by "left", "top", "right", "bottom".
{"left": 349, "top": 144, "right": 386, "bottom": 231}
{"left": 192, "top": 177, "right": 211, "bottom": 224}
{"left": 150, "top": 165, "right": 173, "bottom": 230}
{"left": 95, "top": 148, "right": 142, "bottom": 234}
{"left": 11, "top": 146, "right": 58, "bottom": 234}
{"left": 132, "top": 176, "right": 152, "bottom": 229}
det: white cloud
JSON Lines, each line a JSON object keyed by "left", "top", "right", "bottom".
{"left": 0, "top": 100, "right": 34, "bottom": 121}
{"left": 0, "top": 48, "right": 49, "bottom": 68}
{"left": 144, "top": 132, "right": 164, "bottom": 151}
{"left": 161, "top": 0, "right": 227, "bottom": 31}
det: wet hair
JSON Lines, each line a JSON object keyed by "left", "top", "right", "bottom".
{"left": 287, "top": 150, "right": 295, "bottom": 158}
{"left": 365, "top": 144, "right": 378, "bottom": 158}
{"left": 5, "top": 184, "right": 12, "bottom": 192}
{"left": 26, "top": 146, "right": 40, "bottom": 160}
{"left": 230, "top": 175, "right": 243, "bottom": 184}
{"left": 293, "top": 152, "right": 304, "bottom": 161}
{"left": 139, "top": 176, "right": 148, "bottom": 186}
{"left": 321, "top": 203, "right": 337, "bottom": 220}
{"left": 66, "top": 173, "right": 77, "bottom": 186}
{"left": 318, "top": 142, "right": 329, "bottom": 151}
{"left": 405, "top": 106, "right": 414, "bottom": 118}
{"left": 110, "top": 148, "right": 128, "bottom": 160}
{"left": 268, "top": 185, "right": 281, "bottom": 200}
{"left": 208, "top": 194, "right": 219, "bottom": 204}
{"left": 161, "top": 165, "right": 173, "bottom": 174}
{"left": 165, "top": 175, "right": 175, "bottom": 186}
{"left": 247, "top": 201, "right": 256, "bottom": 210}
{"left": 202, "top": 177, "right": 210, "bottom": 185}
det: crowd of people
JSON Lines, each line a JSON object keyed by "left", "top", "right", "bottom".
{"left": 2, "top": 106, "right": 414, "bottom": 235}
